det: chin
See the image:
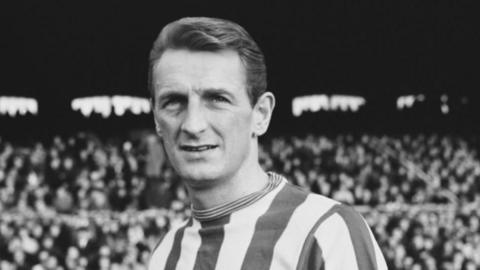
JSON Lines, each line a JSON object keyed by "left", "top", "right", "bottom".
{"left": 176, "top": 164, "right": 224, "bottom": 186}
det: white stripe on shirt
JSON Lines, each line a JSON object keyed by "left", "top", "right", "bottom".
{"left": 314, "top": 213, "right": 359, "bottom": 270}
{"left": 175, "top": 219, "right": 202, "bottom": 270}
{"left": 148, "top": 219, "right": 189, "bottom": 270}
{"left": 270, "top": 194, "right": 338, "bottom": 270}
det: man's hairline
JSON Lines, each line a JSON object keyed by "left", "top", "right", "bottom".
{"left": 150, "top": 47, "right": 258, "bottom": 108}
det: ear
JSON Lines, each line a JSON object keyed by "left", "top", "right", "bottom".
{"left": 252, "top": 92, "right": 275, "bottom": 137}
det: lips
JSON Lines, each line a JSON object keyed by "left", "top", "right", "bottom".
{"left": 180, "top": 145, "right": 218, "bottom": 152}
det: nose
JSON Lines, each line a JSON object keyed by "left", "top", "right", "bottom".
{"left": 180, "top": 101, "right": 208, "bottom": 136}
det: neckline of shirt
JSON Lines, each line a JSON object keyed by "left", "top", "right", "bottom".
{"left": 191, "top": 172, "right": 283, "bottom": 222}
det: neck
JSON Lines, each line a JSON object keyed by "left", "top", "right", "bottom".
{"left": 187, "top": 160, "right": 269, "bottom": 210}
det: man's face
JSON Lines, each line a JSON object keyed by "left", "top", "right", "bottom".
{"left": 152, "top": 49, "right": 255, "bottom": 186}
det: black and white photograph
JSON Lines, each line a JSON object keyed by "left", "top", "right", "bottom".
{"left": 1, "top": 1, "right": 478, "bottom": 270}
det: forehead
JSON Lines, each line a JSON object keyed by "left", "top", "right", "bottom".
{"left": 152, "top": 49, "right": 247, "bottom": 95}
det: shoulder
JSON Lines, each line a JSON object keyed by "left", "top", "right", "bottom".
{"left": 306, "top": 200, "right": 388, "bottom": 270}
{"left": 274, "top": 175, "right": 387, "bottom": 270}
{"left": 273, "top": 174, "right": 340, "bottom": 215}
{"left": 309, "top": 203, "right": 388, "bottom": 270}
{"left": 274, "top": 173, "right": 358, "bottom": 218}
{"left": 266, "top": 176, "right": 342, "bottom": 234}
{"left": 311, "top": 202, "right": 369, "bottom": 243}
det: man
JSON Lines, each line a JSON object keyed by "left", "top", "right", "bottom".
{"left": 148, "top": 17, "right": 387, "bottom": 270}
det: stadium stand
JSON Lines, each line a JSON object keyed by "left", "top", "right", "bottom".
{"left": 1, "top": 132, "right": 479, "bottom": 269}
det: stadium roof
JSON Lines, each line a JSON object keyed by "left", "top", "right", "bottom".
{"left": 2, "top": 1, "right": 477, "bottom": 98}
{"left": 1, "top": 1, "right": 478, "bottom": 137}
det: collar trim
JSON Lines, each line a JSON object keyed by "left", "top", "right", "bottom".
{"left": 191, "top": 172, "right": 283, "bottom": 221}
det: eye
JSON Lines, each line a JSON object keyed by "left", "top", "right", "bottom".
{"left": 209, "top": 94, "right": 230, "bottom": 104}
{"left": 160, "top": 95, "right": 186, "bottom": 110}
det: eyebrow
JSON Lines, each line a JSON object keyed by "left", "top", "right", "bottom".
{"left": 201, "top": 88, "right": 235, "bottom": 100}
{"left": 157, "top": 87, "right": 235, "bottom": 101}
{"left": 157, "top": 89, "right": 185, "bottom": 99}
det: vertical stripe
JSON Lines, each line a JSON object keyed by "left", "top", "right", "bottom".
{"left": 296, "top": 205, "right": 340, "bottom": 270}
{"left": 337, "top": 206, "right": 378, "bottom": 270}
{"left": 214, "top": 181, "right": 286, "bottom": 270}
{"left": 301, "top": 238, "right": 325, "bottom": 270}
{"left": 271, "top": 195, "right": 337, "bottom": 270}
{"left": 175, "top": 219, "right": 202, "bottom": 270}
{"left": 314, "top": 213, "right": 359, "bottom": 270}
{"left": 301, "top": 204, "right": 384, "bottom": 270}
{"left": 240, "top": 184, "right": 308, "bottom": 270}
{"left": 163, "top": 218, "right": 193, "bottom": 270}
{"left": 192, "top": 215, "right": 231, "bottom": 270}
{"left": 148, "top": 219, "right": 190, "bottom": 270}
{"left": 365, "top": 218, "right": 388, "bottom": 270}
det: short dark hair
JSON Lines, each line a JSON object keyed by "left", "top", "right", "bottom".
{"left": 148, "top": 17, "right": 267, "bottom": 106}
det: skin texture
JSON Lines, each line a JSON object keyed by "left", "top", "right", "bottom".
{"left": 151, "top": 49, "right": 275, "bottom": 209}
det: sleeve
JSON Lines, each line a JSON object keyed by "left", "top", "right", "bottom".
{"left": 308, "top": 205, "right": 388, "bottom": 270}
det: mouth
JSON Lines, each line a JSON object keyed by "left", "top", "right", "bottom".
{"left": 179, "top": 144, "right": 218, "bottom": 152}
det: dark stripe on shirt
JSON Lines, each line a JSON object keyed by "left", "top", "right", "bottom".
{"left": 301, "top": 238, "right": 325, "bottom": 270}
{"left": 241, "top": 183, "right": 309, "bottom": 270}
{"left": 164, "top": 218, "right": 193, "bottom": 270}
{"left": 295, "top": 204, "right": 339, "bottom": 270}
{"left": 193, "top": 215, "right": 231, "bottom": 270}
{"left": 337, "top": 206, "right": 378, "bottom": 270}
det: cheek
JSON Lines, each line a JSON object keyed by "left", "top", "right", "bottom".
{"left": 156, "top": 115, "right": 180, "bottom": 135}
{"left": 235, "top": 110, "right": 254, "bottom": 129}
{"left": 219, "top": 110, "right": 253, "bottom": 137}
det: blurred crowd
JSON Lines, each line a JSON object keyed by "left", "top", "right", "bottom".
{"left": 1, "top": 132, "right": 480, "bottom": 269}
{"left": 260, "top": 134, "right": 480, "bottom": 206}
{"left": 0, "top": 208, "right": 189, "bottom": 270}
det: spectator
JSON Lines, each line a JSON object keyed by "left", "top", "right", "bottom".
{"left": 1, "top": 132, "right": 480, "bottom": 269}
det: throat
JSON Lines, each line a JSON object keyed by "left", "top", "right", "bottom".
{"left": 186, "top": 158, "right": 270, "bottom": 210}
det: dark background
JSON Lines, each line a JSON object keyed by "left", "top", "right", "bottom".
{"left": 1, "top": 1, "right": 478, "bottom": 140}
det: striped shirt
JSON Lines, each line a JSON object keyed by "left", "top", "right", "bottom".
{"left": 148, "top": 173, "right": 388, "bottom": 270}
